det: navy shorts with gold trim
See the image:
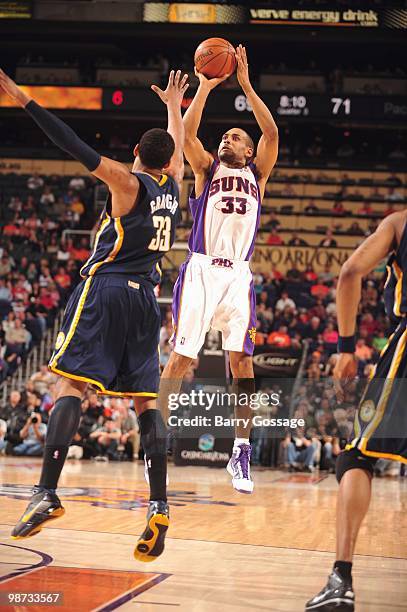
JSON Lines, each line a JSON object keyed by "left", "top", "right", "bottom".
{"left": 49, "top": 274, "right": 160, "bottom": 397}
{"left": 346, "top": 318, "right": 407, "bottom": 464}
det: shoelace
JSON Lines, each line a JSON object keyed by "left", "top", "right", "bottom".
{"left": 236, "top": 445, "right": 251, "bottom": 479}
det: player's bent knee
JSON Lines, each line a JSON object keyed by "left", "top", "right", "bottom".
{"left": 55, "top": 375, "right": 87, "bottom": 400}
{"left": 164, "top": 351, "right": 193, "bottom": 376}
{"left": 336, "top": 448, "right": 376, "bottom": 483}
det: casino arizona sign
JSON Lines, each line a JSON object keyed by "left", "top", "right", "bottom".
{"left": 252, "top": 245, "right": 351, "bottom": 273}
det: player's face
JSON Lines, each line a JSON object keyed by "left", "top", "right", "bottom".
{"left": 218, "top": 129, "right": 253, "bottom": 166}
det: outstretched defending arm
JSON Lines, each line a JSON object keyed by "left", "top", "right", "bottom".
{"left": 0, "top": 69, "right": 137, "bottom": 196}
{"left": 235, "top": 45, "right": 278, "bottom": 198}
{"left": 333, "top": 212, "right": 399, "bottom": 398}
{"left": 151, "top": 70, "right": 189, "bottom": 192}
{"left": 183, "top": 70, "right": 229, "bottom": 177}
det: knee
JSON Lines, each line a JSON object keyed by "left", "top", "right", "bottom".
{"left": 229, "top": 353, "right": 254, "bottom": 378}
{"left": 336, "top": 448, "right": 375, "bottom": 484}
{"left": 164, "top": 352, "right": 192, "bottom": 377}
{"left": 55, "top": 376, "right": 87, "bottom": 400}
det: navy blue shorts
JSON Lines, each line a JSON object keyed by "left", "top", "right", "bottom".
{"left": 346, "top": 318, "right": 407, "bottom": 464}
{"left": 49, "top": 274, "right": 160, "bottom": 397}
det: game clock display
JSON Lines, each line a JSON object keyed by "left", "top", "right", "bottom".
{"left": 103, "top": 87, "right": 406, "bottom": 123}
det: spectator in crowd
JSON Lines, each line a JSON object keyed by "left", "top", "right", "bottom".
{"left": 264, "top": 211, "right": 281, "bottom": 230}
{"left": 267, "top": 227, "right": 284, "bottom": 246}
{"left": 304, "top": 200, "right": 318, "bottom": 214}
{"left": 288, "top": 232, "right": 308, "bottom": 246}
{"left": 332, "top": 201, "right": 346, "bottom": 215}
{"left": 118, "top": 401, "right": 139, "bottom": 461}
{"left": 267, "top": 325, "right": 291, "bottom": 348}
{"left": 13, "top": 408, "right": 46, "bottom": 456}
{"left": 88, "top": 418, "right": 121, "bottom": 461}
{"left": 386, "top": 186, "right": 403, "bottom": 202}
{"left": 40, "top": 186, "right": 55, "bottom": 207}
{"left": 30, "top": 364, "right": 57, "bottom": 395}
{"left": 275, "top": 291, "right": 296, "bottom": 313}
{"left": 355, "top": 338, "right": 373, "bottom": 362}
{"left": 27, "top": 173, "right": 44, "bottom": 190}
{"left": 358, "top": 201, "right": 374, "bottom": 215}
{"left": 318, "top": 264, "right": 335, "bottom": 284}
{"left": 70, "top": 194, "right": 86, "bottom": 219}
{"left": 319, "top": 229, "right": 337, "bottom": 248}
{"left": 285, "top": 430, "right": 316, "bottom": 472}
{"left": 69, "top": 173, "right": 86, "bottom": 191}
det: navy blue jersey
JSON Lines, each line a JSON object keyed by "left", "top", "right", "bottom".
{"left": 80, "top": 172, "right": 181, "bottom": 284}
{"left": 384, "top": 220, "right": 407, "bottom": 320}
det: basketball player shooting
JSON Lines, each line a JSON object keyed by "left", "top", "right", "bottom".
{"left": 306, "top": 210, "right": 407, "bottom": 611}
{"left": 159, "top": 45, "right": 279, "bottom": 494}
{"left": 0, "top": 68, "right": 188, "bottom": 562}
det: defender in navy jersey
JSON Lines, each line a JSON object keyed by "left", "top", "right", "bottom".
{"left": 306, "top": 210, "right": 407, "bottom": 612}
{"left": 158, "top": 45, "right": 279, "bottom": 494}
{"left": 0, "top": 68, "right": 188, "bottom": 561}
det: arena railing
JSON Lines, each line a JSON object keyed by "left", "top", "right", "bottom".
{"left": 0, "top": 310, "right": 64, "bottom": 406}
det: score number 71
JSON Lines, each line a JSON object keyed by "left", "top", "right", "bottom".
{"left": 331, "top": 97, "right": 351, "bottom": 115}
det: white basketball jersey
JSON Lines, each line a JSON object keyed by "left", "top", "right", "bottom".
{"left": 188, "top": 161, "right": 261, "bottom": 261}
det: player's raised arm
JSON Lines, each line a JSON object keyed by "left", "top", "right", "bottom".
{"left": 333, "top": 213, "right": 398, "bottom": 395}
{"left": 183, "top": 69, "right": 228, "bottom": 176}
{"left": 235, "top": 45, "right": 278, "bottom": 197}
{"left": 0, "top": 69, "right": 137, "bottom": 196}
{"left": 151, "top": 70, "right": 189, "bottom": 191}
{"left": 337, "top": 214, "right": 398, "bottom": 337}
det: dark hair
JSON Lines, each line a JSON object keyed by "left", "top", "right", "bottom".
{"left": 138, "top": 128, "right": 175, "bottom": 169}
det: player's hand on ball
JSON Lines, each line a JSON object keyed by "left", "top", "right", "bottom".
{"left": 235, "top": 44, "right": 251, "bottom": 91}
{"left": 194, "top": 67, "right": 230, "bottom": 91}
{"left": 151, "top": 70, "right": 189, "bottom": 106}
{"left": 333, "top": 353, "right": 358, "bottom": 403}
{"left": 0, "top": 69, "right": 30, "bottom": 106}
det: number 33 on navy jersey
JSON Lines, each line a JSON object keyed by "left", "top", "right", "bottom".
{"left": 80, "top": 172, "right": 181, "bottom": 284}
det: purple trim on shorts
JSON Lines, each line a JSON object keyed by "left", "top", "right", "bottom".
{"left": 245, "top": 162, "right": 262, "bottom": 261}
{"left": 171, "top": 258, "right": 190, "bottom": 343}
{"left": 188, "top": 160, "right": 218, "bottom": 254}
{"left": 243, "top": 278, "right": 257, "bottom": 356}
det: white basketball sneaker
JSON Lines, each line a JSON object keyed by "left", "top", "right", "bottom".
{"left": 226, "top": 443, "right": 254, "bottom": 494}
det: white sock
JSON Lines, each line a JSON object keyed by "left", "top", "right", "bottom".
{"left": 234, "top": 438, "right": 250, "bottom": 447}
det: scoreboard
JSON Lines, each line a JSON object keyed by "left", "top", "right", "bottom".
{"left": 1, "top": 85, "right": 405, "bottom": 123}
{"left": 103, "top": 88, "right": 407, "bottom": 123}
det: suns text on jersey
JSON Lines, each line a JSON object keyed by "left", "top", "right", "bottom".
{"left": 150, "top": 193, "right": 179, "bottom": 215}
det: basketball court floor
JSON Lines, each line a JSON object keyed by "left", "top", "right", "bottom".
{"left": 0, "top": 457, "right": 406, "bottom": 611}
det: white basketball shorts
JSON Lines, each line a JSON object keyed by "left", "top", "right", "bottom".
{"left": 171, "top": 252, "right": 257, "bottom": 359}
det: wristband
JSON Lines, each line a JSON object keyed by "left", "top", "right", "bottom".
{"left": 337, "top": 335, "right": 356, "bottom": 354}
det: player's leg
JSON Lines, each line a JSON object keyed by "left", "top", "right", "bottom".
{"left": 159, "top": 255, "right": 218, "bottom": 423}
{"left": 133, "top": 397, "right": 170, "bottom": 562}
{"left": 305, "top": 450, "right": 375, "bottom": 611}
{"left": 158, "top": 351, "right": 193, "bottom": 424}
{"left": 11, "top": 276, "right": 125, "bottom": 539}
{"left": 12, "top": 376, "right": 86, "bottom": 539}
{"left": 116, "top": 281, "right": 173, "bottom": 561}
{"left": 226, "top": 351, "right": 255, "bottom": 493}
{"left": 307, "top": 323, "right": 407, "bottom": 610}
{"left": 217, "top": 264, "right": 256, "bottom": 493}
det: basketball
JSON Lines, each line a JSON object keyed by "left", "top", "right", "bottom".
{"left": 194, "top": 37, "right": 236, "bottom": 79}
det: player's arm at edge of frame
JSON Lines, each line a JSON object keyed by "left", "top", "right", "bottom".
{"left": 0, "top": 69, "right": 140, "bottom": 208}
{"left": 336, "top": 212, "right": 400, "bottom": 337}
